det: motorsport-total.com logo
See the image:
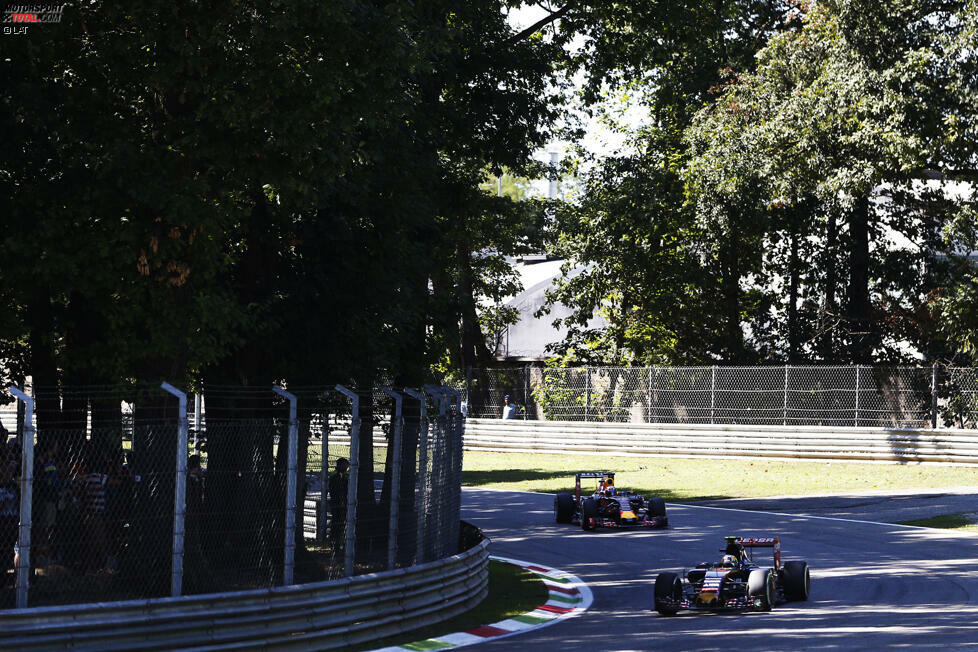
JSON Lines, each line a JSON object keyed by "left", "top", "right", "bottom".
{"left": 3, "top": 4, "right": 64, "bottom": 35}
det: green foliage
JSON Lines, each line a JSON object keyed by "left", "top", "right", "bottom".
{"left": 543, "top": 0, "right": 795, "bottom": 364}
{"left": 2, "top": 0, "right": 974, "bottom": 389}
{"left": 546, "top": 0, "right": 976, "bottom": 365}
{"left": 479, "top": 171, "right": 534, "bottom": 201}
{"left": 546, "top": 140, "right": 715, "bottom": 364}
{"left": 684, "top": 0, "right": 976, "bottom": 363}
{"left": 0, "top": 1, "right": 568, "bottom": 391}
{"left": 934, "top": 207, "right": 978, "bottom": 360}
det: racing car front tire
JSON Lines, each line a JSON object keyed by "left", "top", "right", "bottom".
{"left": 581, "top": 497, "right": 598, "bottom": 531}
{"left": 748, "top": 569, "right": 775, "bottom": 611}
{"left": 654, "top": 572, "right": 682, "bottom": 615}
{"left": 647, "top": 497, "right": 666, "bottom": 518}
{"left": 554, "top": 493, "right": 575, "bottom": 524}
{"left": 783, "top": 560, "right": 810, "bottom": 601}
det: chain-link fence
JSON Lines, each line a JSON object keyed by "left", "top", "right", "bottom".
{"left": 467, "top": 365, "right": 978, "bottom": 428}
{"left": 0, "top": 383, "right": 464, "bottom": 611}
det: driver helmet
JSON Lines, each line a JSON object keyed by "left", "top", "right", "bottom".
{"left": 720, "top": 554, "right": 737, "bottom": 567}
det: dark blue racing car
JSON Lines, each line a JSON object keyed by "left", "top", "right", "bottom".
{"left": 654, "top": 536, "right": 810, "bottom": 614}
{"left": 554, "top": 471, "right": 668, "bottom": 531}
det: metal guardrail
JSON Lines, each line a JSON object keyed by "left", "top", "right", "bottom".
{"left": 464, "top": 419, "right": 978, "bottom": 465}
{"left": 0, "top": 539, "right": 489, "bottom": 651}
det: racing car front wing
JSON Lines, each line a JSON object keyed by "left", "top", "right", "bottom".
{"left": 578, "top": 515, "right": 669, "bottom": 529}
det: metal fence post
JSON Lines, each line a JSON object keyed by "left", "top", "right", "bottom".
{"left": 273, "top": 386, "right": 298, "bottom": 585}
{"left": 161, "top": 382, "right": 188, "bottom": 598}
{"left": 15, "top": 396, "right": 25, "bottom": 443}
{"left": 193, "top": 393, "right": 202, "bottom": 452}
{"left": 710, "top": 366, "right": 717, "bottom": 425}
{"left": 783, "top": 365, "right": 789, "bottom": 427}
{"left": 652, "top": 366, "right": 659, "bottom": 423}
{"left": 465, "top": 366, "right": 472, "bottom": 417}
{"left": 318, "top": 400, "right": 329, "bottom": 543}
{"left": 646, "top": 368, "right": 652, "bottom": 423}
{"left": 585, "top": 366, "right": 591, "bottom": 421}
{"left": 404, "top": 388, "right": 427, "bottom": 565}
{"left": 442, "top": 386, "right": 464, "bottom": 555}
{"left": 931, "top": 364, "right": 939, "bottom": 429}
{"left": 336, "top": 385, "right": 360, "bottom": 577}
{"left": 381, "top": 388, "right": 403, "bottom": 571}
{"left": 854, "top": 365, "right": 861, "bottom": 427}
{"left": 9, "top": 387, "right": 34, "bottom": 609}
{"left": 424, "top": 385, "right": 447, "bottom": 558}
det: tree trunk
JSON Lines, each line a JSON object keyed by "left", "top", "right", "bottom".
{"left": 847, "top": 195, "right": 872, "bottom": 363}
{"left": 62, "top": 290, "right": 104, "bottom": 455}
{"left": 389, "top": 262, "right": 430, "bottom": 565}
{"left": 787, "top": 225, "right": 800, "bottom": 363}
{"left": 721, "top": 226, "right": 743, "bottom": 362}
{"left": 353, "top": 374, "right": 382, "bottom": 566}
{"left": 820, "top": 210, "right": 838, "bottom": 362}
{"left": 28, "top": 286, "right": 61, "bottom": 440}
{"left": 458, "top": 245, "right": 490, "bottom": 370}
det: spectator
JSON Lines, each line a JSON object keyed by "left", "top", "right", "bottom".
{"left": 502, "top": 394, "right": 521, "bottom": 419}
{"left": 5, "top": 442, "right": 20, "bottom": 476}
{"left": 104, "top": 452, "right": 131, "bottom": 572}
{"left": 36, "top": 440, "right": 62, "bottom": 566}
{"left": 185, "top": 455, "right": 204, "bottom": 542}
{"left": 83, "top": 450, "right": 110, "bottom": 571}
{"left": 327, "top": 458, "right": 350, "bottom": 545}
{"left": 57, "top": 448, "right": 84, "bottom": 570}
{"left": 0, "top": 448, "right": 18, "bottom": 582}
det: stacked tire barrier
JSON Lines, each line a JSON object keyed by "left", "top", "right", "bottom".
{"left": 464, "top": 419, "right": 978, "bottom": 465}
{"left": 0, "top": 538, "right": 489, "bottom": 651}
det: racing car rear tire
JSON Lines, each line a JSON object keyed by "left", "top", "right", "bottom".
{"left": 647, "top": 497, "right": 666, "bottom": 518}
{"left": 554, "top": 493, "right": 575, "bottom": 524}
{"left": 783, "top": 561, "right": 810, "bottom": 601}
{"left": 748, "top": 569, "right": 775, "bottom": 611}
{"left": 581, "top": 498, "right": 598, "bottom": 531}
{"left": 654, "top": 572, "right": 682, "bottom": 615}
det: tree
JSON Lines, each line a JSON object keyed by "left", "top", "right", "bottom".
{"left": 1, "top": 0, "right": 571, "bottom": 581}
{"left": 541, "top": 0, "right": 796, "bottom": 363}
{"left": 686, "top": 0, "right": 976, "bottom": 363}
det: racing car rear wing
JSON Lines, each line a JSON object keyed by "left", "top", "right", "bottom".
{"left": 735, "top": 536, "right": 781, "bottom": 569}
{"left": 574, "top": 471, "right": 615, "bottom": 499}
{"left": 576, "top": 472, "right": 614, "bottom": 479}
{"left": 737, "top": 537, "right": 779, "bottom": 547}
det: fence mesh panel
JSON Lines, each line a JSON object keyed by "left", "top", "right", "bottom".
{"left": 943, "top": 367, "right": 978, "bottom": 428}
{"left": 0, "top": 387, "right": 185, "bottom": 608}
{"left": 1, "top": 383, "right": 464, "bottom": 611}
{"left": 469, "top": 365, "right": 972, "bottom": 428}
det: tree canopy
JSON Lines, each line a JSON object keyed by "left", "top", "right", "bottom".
{"left": 544, "top": 0, "right": 977, "bottom": 365}
{"left": 1, "top": 0, "right": 976, "bottom": 401}
{"left": 0, "top": 1, "right": 567, "bottom": 401}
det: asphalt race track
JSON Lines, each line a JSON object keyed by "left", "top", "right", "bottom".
{"left": 461, "top": 487, "right": 978, "bottom": 650}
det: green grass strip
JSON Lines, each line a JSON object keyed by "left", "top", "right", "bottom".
{"left": 547, "top": 593, "right": 582, "bottom": 604}
{"left": 353, "top": 560, "right": 549, "bottom": 651}
{"left": 512, "top": 613, "right": 553, "bottom": 624}
{"left": 403, "top": 640, "right": 455, "bottom": 651}
{"left": 462, "top": 451, "right": 978, "bottom": 501}
{"left": 898, "top": 513, "right": 978, "bottom": 532}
